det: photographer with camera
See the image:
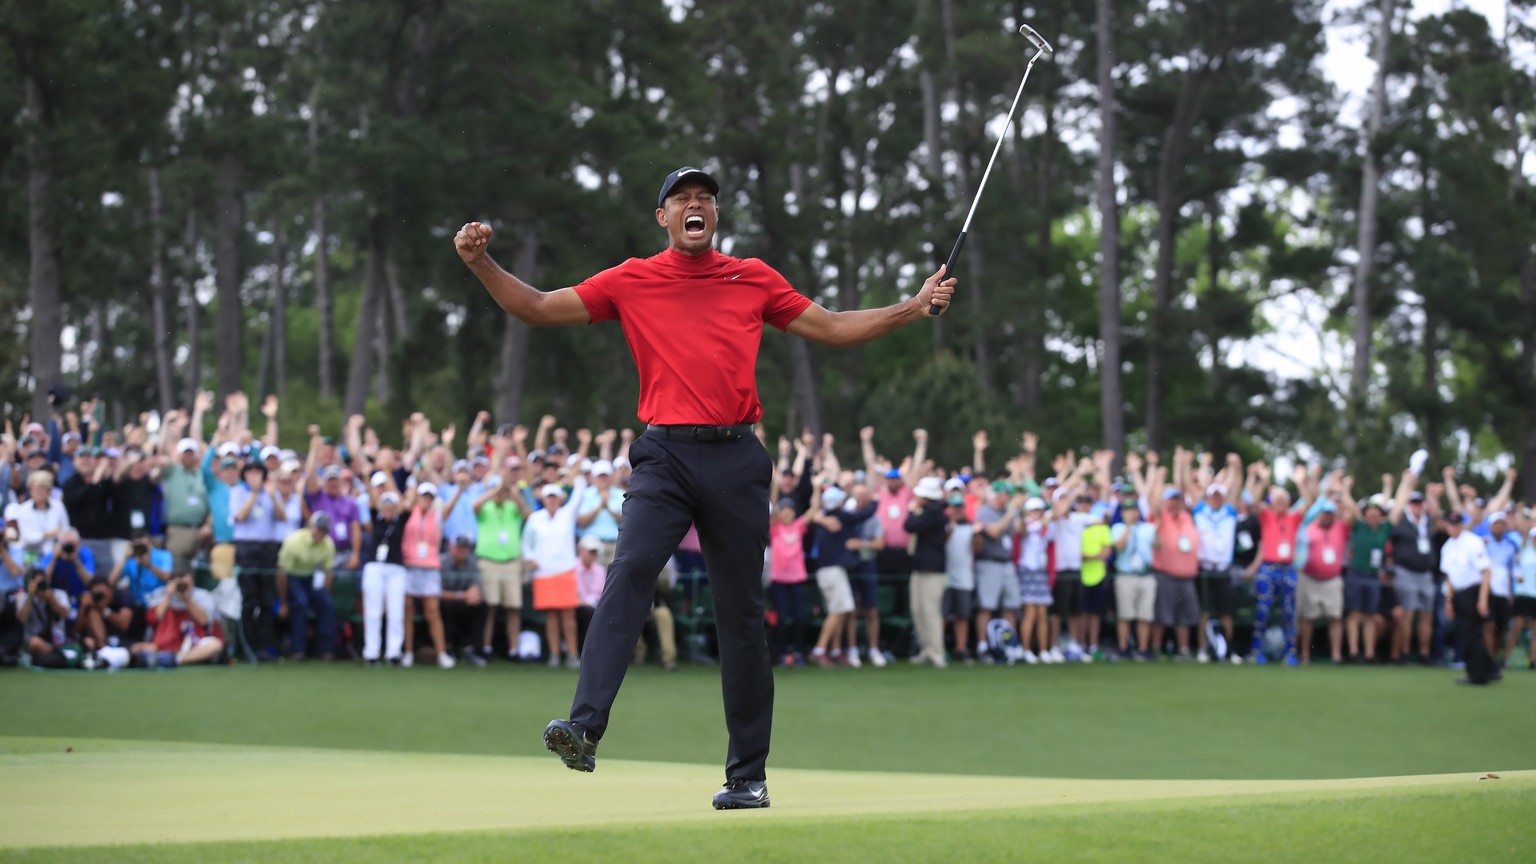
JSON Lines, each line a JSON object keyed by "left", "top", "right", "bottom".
{"left": 41, "top": 528, "right": 95, "bottom": 602}
{"left": 110, "top": 529, "right": 172, "bottom": 607}
{"left": 128, "top": 569, "right": 223, "bottom": 667}
{"left": 16, "top": 567, "right": 72, "bottom": 667}
{"left": 77, "top": 575, "right": 140, "bottom": 651}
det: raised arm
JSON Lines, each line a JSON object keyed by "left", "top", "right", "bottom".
{"left": 907, "top": 429, "right": 928, "bottom": 482}
{"left": 455, "top": 223, "right": 592, "bottom": 326}
{"left": 859, "top": 426, "right": 879, "bottom": 479}
{"left": 1441, "top": 466, "right": 1465, "bottom": 515}
{"left": 784, "top": 267, "right": 955, "bottom": 348}
{"left": 972, "top": 430, "right": 988, "bottom": 476}
{"left": 260, "top": 396, "right": 280, "bottom": 447}
{"left": 1487, "top": 466, "right": 1518, "bottom": 515}
{"left": 1387, "top": 469, "right": 1416, "bottom": 524}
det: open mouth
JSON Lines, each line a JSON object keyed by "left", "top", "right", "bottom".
{"left": 683, "top": 214, "right": 706, "bottom": 238}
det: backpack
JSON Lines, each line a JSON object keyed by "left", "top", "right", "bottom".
{"left": 986, "top": 618, "right": 1026, "bottom": 665}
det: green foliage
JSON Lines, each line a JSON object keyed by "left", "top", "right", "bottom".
{"left": 0, "top": 0, "right": 1532, "bottom": 485}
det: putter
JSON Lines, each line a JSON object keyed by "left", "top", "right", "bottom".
{"left": 928, "top": 24, "right": 1055, "bottom": 316}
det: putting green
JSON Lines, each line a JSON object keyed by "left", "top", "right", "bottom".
{"left": 2, "top": 736, "right": 1529, "bottom": 850}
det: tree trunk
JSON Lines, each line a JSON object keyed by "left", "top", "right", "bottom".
{"left": 214, "top": 152, "right": 243, "bottom": 400}
{"left": 148, "top": 165, "right": 174, "bottom": 415}
{"left": 1349, "top": 0, "right": 1397, "bottom": 456}
{"left": 372, "top": 246, "right": 393, "bottom": 407}
{"left": 182, "top": 204, "right": 202, "bottom": 406}
{"left": 919, "top": 65, "right": 946, "bottom": 352}
{"left": 1501, "top": 0, "right": 1536, "bottom": 497}
{"left": 495, "top": 226, "right": 538, "bottom": 425}
{"left": 270, "top": 224, "right": 287, "bottom": 399}
{"left": 1096, "top": 0, "right": 1124, "bottom": 456}
{"left": 1145, "top": 72, "right": 1211, "bottom": 451}
{"left": 344, "top": 214, "right": 387, "bottom": 416}
{"left": 24, "top": 77, "right": 62, "bottom": 419}
{"left": 309, "top": 81, "right": 335, "bottom": 401}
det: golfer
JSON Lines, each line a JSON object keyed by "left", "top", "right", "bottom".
{"left": 454, "top": 166, "right": 956, "bottom": 810}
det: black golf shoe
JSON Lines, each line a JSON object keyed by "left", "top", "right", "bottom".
{"left": 712, "top": 778, "right": 771, "bottom": 810}
{"left": 543, "top": 719, "right": 597, "bottom": 772}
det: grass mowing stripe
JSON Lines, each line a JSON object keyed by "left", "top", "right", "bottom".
{"left": 1, "top": 663, "right": 1530, "bottom": 781}
{"left": 3, "top": 783, "right": 1524, "bottom": 864}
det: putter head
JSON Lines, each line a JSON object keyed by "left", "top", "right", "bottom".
{"left": 1019, "top": 23, "right": 1055, "bottom": 57}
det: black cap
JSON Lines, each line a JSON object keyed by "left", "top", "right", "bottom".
{"left": 657, "top": 167, "right": 720, "bottom": 208}
{"left": 1408, "top": 491, "right": 1425, "bottom": 503}
{"left": 1444, "top": 512, "right": 1465, "bottom": 525}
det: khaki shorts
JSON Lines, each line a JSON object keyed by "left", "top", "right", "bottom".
{"left": 816, "top": 566, "right": 855, "bottom": 616}
{"left": 1114, "top": 573, "right": 1156, "bottom": 622}
{"left": 480, "top": 559, "right": 524, "bottom": 609}
{"left": 209, "top": 543, "right": 236, "bottom": 581}
{"left": 1297, "top": 574, "right": 1344, "bottom": 620}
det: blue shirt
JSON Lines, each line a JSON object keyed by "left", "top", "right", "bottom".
{"left": 1516, "top": 542, "right": 1536, "bottom": 599}
{"left": 121, "top": 547, "right": 174, "bottom": 605}
{"left": 1486, "top": 531, "right": 1520, "bottom": 597}
{"left": 202, "top": 450, "right": 235, "bottom": 544}
{"left": 41, "top": 545, "right": 97, "bottom": 598}
{"left": 441, "top": 481, "right": 485, "bottom": 544}
{"left": 577, "top": 485, "right": 624, "bottom": 542}
{"left": 229, "top": 484, "right": 280, "bottom": 542}
{"left": 1, "top": 544, "right": 26, "bottom": 595}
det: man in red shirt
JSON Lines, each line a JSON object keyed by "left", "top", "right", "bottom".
{"left": 128, "top": 569, "right": 224, "bottom": 667}
{"left": 454, "top": 166, "right": 956, "bottom": 810}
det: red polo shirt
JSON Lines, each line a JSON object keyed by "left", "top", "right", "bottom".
{"left": 573, "top": 248, "right": 813, "bottom": 425}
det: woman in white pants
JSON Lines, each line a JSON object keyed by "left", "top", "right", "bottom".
{"left": 361, "top": 491, "right": 408, "bottom": 664}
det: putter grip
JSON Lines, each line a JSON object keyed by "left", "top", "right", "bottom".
{"left": 929, "top": 231, "right": 966, "bottom": 316}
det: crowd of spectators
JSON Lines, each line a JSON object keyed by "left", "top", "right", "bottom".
{"left": 4, "top": 394, "right": 1533, "bottom": 683}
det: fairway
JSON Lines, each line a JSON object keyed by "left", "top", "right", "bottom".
{"left": 1, "top": 662, "right": 1531, "bottom": 862}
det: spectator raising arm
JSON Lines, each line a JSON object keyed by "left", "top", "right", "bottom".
{"left": 908, "top": 429, "right": 928, "bottom": 482}
{"left": 859, "top": 426, "right": 879, "bottom": 479}
{"left": 972, "top": 430, "right": 988, "bottom": 476}
{"left": 1486, "top": 467, "right": 1519, "bottom": 517}
{"left": 1441, "top": 466, "right": 1465, "bottom": 516}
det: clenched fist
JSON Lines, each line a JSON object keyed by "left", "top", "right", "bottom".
{"left": 455, "top": 222, "right": 492, "bottom": 265}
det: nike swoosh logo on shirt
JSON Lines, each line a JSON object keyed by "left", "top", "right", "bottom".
{"left": 729, "top": 274, "right": 741, "bottom": 280}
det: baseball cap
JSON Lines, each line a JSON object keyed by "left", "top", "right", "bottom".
{"left": 370, "top": 471, "right": 390, "bottom": 488}
{"left": 216, "top": 442, "right": 240, "bottom": 457}
{"left": 260, "top": 446, "right": 282, "bottom": 462}
{"left": 103, "top": 447, "right": 122, "bottom": 459}
{"left": 452, "top": 459, "right": 469, "bottom": 474}
{"left": 1488, "top": 510, "right": 1508, "bottom": 524}
{"left": 657, "top": 166, "right": 720, "bottom": 208}
{"left": 417, "top": 482, "right": 439, "bottom": 498}
{"left": 943, "top": 477, "right": 965, "bottom": 492}
{"left": 1024, "top": 497, "right": 1047, "bottom": 512}
{"left": 1161, "top": 488, "right": 1183, "bottom": 501}
{"left": 578, "top": 535, "right": 604, "bottom": 553}
{"left": 1205, "top": 482, "right": 1227, "bottom": 498}
{"left": 539, "top": 483, "right": 564, "bottom": 499}
{"left": 591, "top": 460, "right": 614, "bottom": 477}
{"left": 218, "top": 457, "right": 239, "bottom": 469}
{"left": 176, "top": 437, "right": 199, "bottom": 454}
{"left": 309, "top": 511, "right": 333, "bottom": 532}
{"left": 1445, "top": 512, "right": 1466, "bottom": 525}
{"left": 1408, "top": 491, "right": 1425, "bottom": 503}
{"left": 62, "top": 431, "right": 81, "bottom": 444}
{"left": 379, "top": 491, "right": 401, "bottom": 506}
{"left": 453, "top": 534, "right": 475, "bottom": 548}
{"left": 947, "top": 494, "right": 966, "bottom": 507}
{"left": 279, "top": 458, "right": 303, "bottom": 476}
{"left": 1318, "top": 500, "right": 1338, "bottom": 513}
{"left": 884, "top": 468, "right": 902, "bottom": 480}
{"left": 820, "top": 486, "right": 848, "bottom": 509}
{"left": 320, "top": 465, "right": 342, "bottom": 480}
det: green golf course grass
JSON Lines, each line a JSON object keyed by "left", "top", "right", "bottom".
{"left": 1, "top": 661, "right": 1530, "bottom": 861}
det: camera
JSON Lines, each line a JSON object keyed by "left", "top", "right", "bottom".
{"left": 61, "top": 543, "right": 77, "bottom": 555}
{"left": 132, "top": 543, "right": 149, "bottom": 557}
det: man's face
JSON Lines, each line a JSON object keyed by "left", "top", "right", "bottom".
{"left": 1408, "top": 499, "right": 1423, "bottom": 519}
{"left": 579, "top": 547, "right": 598, "bottom": 566}
{"left": 451, "top": 545, "right": 470, "bottom": 564}
{"left": 1207, "top": 492, "right": 1225, "bottom": 509}
{"left": 1123, "top": 506, "right": 1141, "bottom": 524}
{"left": 594, "top": 473, "right": 612, "bottom": 490}
{"left": 967, "top": 478, "right": 988, "bottom": 497}
{"left": 778, "top": 471, "right": 796, "bottom": 493}
{"left": 851, "top": 483, "right": 871, "bottom": 506}
{"left": 75, "top": 453, "right": 96, "bottom": 474}
{"left": 472, "top": 462, "right": 490, "bottom": 482}
{"left": 885, "top": 476, "right": 904, "bottom": 493}
{"left": 325, "top": 476, "right": 344, "bottom": 497}
{"left": 1318, "top": 510, "right": 1335, "bottom": 529}
{"left": 29, "top": 482, "right": 49, "bottom": 504}
{"left": 1364, "top": 507, "right": 1383, "bottom": 529}
{"left": 655, "top": 180, "right": 718, "bottom": 256}
{"left": 63, "top": 437, "right": 79, "bottom": 455}
{"left": 179, "top": 449, "right": 198, "bottom": 469}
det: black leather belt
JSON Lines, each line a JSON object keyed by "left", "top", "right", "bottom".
{"left": 646, "top": 423, "right": 753, "bottom": 442}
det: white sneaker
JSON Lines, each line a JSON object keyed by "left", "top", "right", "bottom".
{"left": 932, "top": 655, "right": 948, "bottom": 669}
{"left": 1230, "top": 654, "right": 1244, "bottom": 665}
{"left": 1079, "top": 652, "right": 1094, "bottom": 664}
{"left": 438, "top": 651, "right": 457, "bottom": 669}
{"left": 1022, "top": 650, "right": 1040, "bottom": 665}
{"left": 400, "top": 652, "right": 414, "bottom": 668}
{"left": 1197, "top": 653, "right": 1211, "bottom": 664}
{"left": 847, "top": 650, "right": 863, "bottom": 668}
{"left": 868, "top": 650, "right": 887, "bottom": 668}
{"left": 565, "top": 654, "right": 581, "bottom": 670}
{"left": 1048, "top": 648, "right": 1065, "bottom": 664}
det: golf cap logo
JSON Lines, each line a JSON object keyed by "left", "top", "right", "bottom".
{"left": 658, "top": 166, "right": 721, "bottom": 208}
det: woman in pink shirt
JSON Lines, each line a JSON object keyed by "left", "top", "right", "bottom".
{"left": 401, "top": 484, "right": 451, "bottom": 669}
{"left": 768, "top": 498, "right": 811, "bottom": 665}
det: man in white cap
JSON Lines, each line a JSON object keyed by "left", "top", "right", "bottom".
{"left": 577, "top": 460, "right": 623, "bottom": 568}
{"left": 1191, "top": 482, "right": 1238, "bottom": 662}
{"left": 161, "top": 438, "right": 209, "bottom": 570}
{"left": 903, "top": 476, "right": 949, "bottom": 666}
